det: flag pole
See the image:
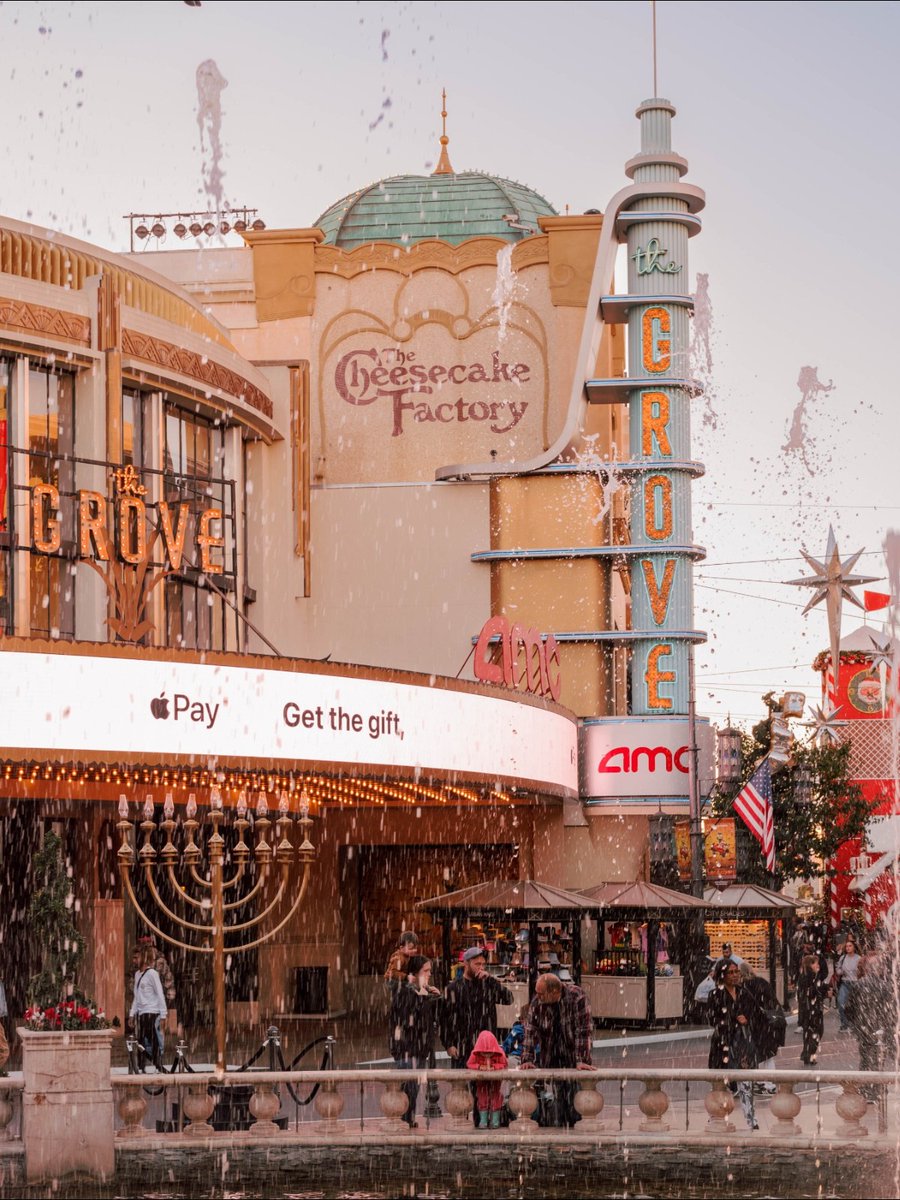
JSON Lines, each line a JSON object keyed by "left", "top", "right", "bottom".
{"left": 687, "top": 645, "right": 704, "bottom": 899}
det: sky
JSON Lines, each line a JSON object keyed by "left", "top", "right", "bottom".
{"left": 0, "top": 0, "right": 896, "bottom": 727}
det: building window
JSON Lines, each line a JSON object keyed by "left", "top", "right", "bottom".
{"left": 162, "top": 400, "right": 234, "bottom": 651}
{"left": 28, "top": 367, "right": 75, "bottom": 639}
{"left": 122, "top": 389, "right": 145, "bottom": 468}
{"left": 0, "top": 361, "right": 10, "bottom": 631}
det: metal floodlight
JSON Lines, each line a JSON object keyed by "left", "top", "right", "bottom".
{"left": 189, "top": 222, "right": 202, "bottom": 236}
{"left": 716, "top": 726, "right": 743, "bottom": 783}
{"left": 203, "top": 222, "right": 215, "bottom": 236}
{"left": 134, "top": 224, "right": 150, "bottom": 240}
{"left": 233, "top": 219, "right": 247, "bottom": 232}
{"left": 173, "top": 222, "right": 188, "bottom": 238}
{"left": 251, "top": 219, "right": 266, "bottom": 231}
{"left": 150, "top": 222, "right": 165, "bottom": 239}
{"left": 219, "top": 221, "right": 231, "bottom": 235}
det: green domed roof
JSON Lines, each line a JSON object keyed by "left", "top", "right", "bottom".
{"left": 315, "top": 172, "right": 556, "bottom": 249}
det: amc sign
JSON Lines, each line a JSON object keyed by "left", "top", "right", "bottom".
{"left": 580, "top": 717, "right": 715, "bottom": 802}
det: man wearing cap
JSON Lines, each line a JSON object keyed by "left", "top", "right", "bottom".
{"left": 441, "top": 947, "right": 513, "bottom": 1070}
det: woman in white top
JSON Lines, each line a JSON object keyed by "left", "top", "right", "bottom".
{"left": 835, "top": 936, "right": 862, "bottom": 1033}
{"left": 130, "top": 943, "right": 168, "bottom": 1068}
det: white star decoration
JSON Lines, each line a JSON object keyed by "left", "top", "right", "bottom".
{"left": 786, "top": 526, "right": 881, "bottom": 678}
{"left": 801, "top": 703, "right": 850, "bottom": 747}
{"left": 867, "top": 633, "right": 894, "bottom": 675}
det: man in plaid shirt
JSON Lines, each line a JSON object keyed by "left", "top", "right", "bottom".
{"left": 520, "top": 974, "right": 593, "bottom": 1126}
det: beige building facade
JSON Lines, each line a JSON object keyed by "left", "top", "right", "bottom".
{"left": 0, "top": 122, "right": 696, "bottom": 1033}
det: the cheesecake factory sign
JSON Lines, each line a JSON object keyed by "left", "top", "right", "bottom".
{"left": 317, "top": 269, "right": 551, "bottom": 484}
{"left": 29, "top": 465, "right": 225, "bottom": 573}
{"left": 335, "top": 346, "right": 533, "bottom": 438}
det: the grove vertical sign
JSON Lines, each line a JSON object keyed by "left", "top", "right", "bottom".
{"left": 625, "top": 99, "right": 702, "bottom": 717}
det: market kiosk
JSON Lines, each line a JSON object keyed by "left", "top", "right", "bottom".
{"left": 703, "top": 882, "right": 800, "bottom": 1007}
{"left": 579, "top": 881, "right": 711, "bottom": 1025}
{"left": 416, "top": 878, "right": 598, "bottom": 1026}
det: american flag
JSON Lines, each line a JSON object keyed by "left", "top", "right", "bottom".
{"left": 733, "top": 758, "right": 775, "bottom": 873}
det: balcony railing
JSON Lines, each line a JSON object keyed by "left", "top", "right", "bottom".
{"left": 108, "top": 1066, "right": 896, "bottom": 1144}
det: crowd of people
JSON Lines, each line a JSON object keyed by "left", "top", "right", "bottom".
{"left": 697, "top": 927, "right": 899, "bottom": 1129}
{"left": 384, "top": 932, "right": 592, "bottom": 1129}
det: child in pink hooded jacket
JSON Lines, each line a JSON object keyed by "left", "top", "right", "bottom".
{"left": 467, "top": 1029, "right": 507, "bottom": 1129}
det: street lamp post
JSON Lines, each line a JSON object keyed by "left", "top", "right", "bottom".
{"left": 117, "top": 786, "right": 315, "bottom": 1073}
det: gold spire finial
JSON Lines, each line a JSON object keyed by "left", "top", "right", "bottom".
{"left": 432, "top": 87, "right": 454, "bottom": 176}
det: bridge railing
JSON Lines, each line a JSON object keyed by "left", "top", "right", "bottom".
{"left": 109, "top": 1066, "right": 897, "bottom": 1142}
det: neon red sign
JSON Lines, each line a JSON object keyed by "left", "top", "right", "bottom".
{"left": 597, "top": 745, "right": 691, "bottom": 774}
{"left": 473, "top": 615, "right": 561, "bottom": 702}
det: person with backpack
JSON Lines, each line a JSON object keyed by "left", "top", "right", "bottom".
{"left": 129, "top": 943, "right": 168, "bottom": 1070}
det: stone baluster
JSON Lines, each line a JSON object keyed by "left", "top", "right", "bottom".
{"left": 0, "top": 1090, "right": 16, "bottom": 1140}
{"left": 249, "top": 1082, "right": 281, "bottom": 1137}
{"left": 182, "top": 1084, "right": 216, "bottom": 1137}
{"left": 574, "top": 1079, "right": 605, "bottom": 1132}
{"left": 314, "top": 1080, "right": 345, "bottom": 1125}
{"left": 768, "top": 1081, "right": 802, "bottom": 1136}
{"left": 507, "top": 1077, "right": 540, "bottom": 1129}
{"left": 379, "top": 1079, "right": 411, "bottom": 1133}
{"left": 445, "top": 1078, "right": 474, "bottom": 1128}
{"left": 834, "top": 1081, "right": 869, "bottom": 1139}
{"left": 637, "top": 1079, "right": 670, "bottom": 1132}
{"left": 704, "top": 1080, "right": 735, "bottom": 1132}
{"left": 116, "top": 1085, "right": 150, "bottom": 1138}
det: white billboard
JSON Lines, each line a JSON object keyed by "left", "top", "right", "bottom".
{"left": 580, "top": 716, "right": 715, "bottom": 801}
{"left": 0, "top": 648, "right": 578, "bottom": 796}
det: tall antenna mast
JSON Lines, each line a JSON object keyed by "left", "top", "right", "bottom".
{"left": 651, "top": 0, "right": 659, "bottom": 96}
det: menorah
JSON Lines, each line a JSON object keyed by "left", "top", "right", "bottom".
{"left": 117, "top": 785, "right": 315, "bottom": 1072}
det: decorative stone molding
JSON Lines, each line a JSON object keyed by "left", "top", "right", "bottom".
{"left": 314, "top": 235, "right": 549, "bottom": 281}
{"left": 0, "top": 296, "right": 91, "bottom": 345}
{"left": 538, "top": 214, "right": 604, "bottom": 308}
{"left": 121, "top": 328, "right": 273, "bottom": 419}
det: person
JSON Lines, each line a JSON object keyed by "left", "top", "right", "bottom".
{"left": 441, "top": 946, "right": 513, "bottom": 1126}
{"left": 467, "top": 1029, "right": 508, "bottom": 1129}
{"left": 388, "top": 953, "right": 441, "bottom": 1128}
{"left": 130, "top": 943, "right": 168, "bottom": 1070}
{"left": 138, "top": 934, "right": 175, "bottom": 1059}
{"left": 384, "top": 931, "right": 420, "bottom": 997}
{"left": 846, "top": 949, "right": 897, "bottom": 1087}
{"left": 796, "top": 954, "right": 828, "bottom": 1065}
{"left": 833, "top": 934, "right": 862, "bottom": 1033}
{"left": 795, "top": 938, "right": 829, "bottom": 1031}
{"left": 0, "top": 1019, "right": 8, "bottom": 1071}
{"left": 520, "top": 973, "right": 593, "bottom": 1128}
{"left": 708, "top": 960, "right": 758, "bottom": 1129}
{"left": 502, "top": 1005, "right": 528, "bottom": 1062}
{"left": 711, "top": 942, "right": 744, "bottom": 976}
{"left": 740, "top": 963, "right": 785, "bottom": 1091}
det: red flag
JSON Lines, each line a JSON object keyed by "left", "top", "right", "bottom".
{"left": 864, "top": 591, "right": 891, "bottom": 612}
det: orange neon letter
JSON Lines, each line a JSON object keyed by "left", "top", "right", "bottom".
{"left": 642, "top": 306, "right": 671, "bottom": 373}
{"left": 641, "top": 391, "right": 672, "bottom": 456}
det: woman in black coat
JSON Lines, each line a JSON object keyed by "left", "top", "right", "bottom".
{"left": 388, "top": 954, "right": 441, "bottom": 1127}
{"left": 796, "top": 954, "right": 829, "bottom": 1065}
{"left": 708, "top": 960, "right": 759, "bottom": 1129}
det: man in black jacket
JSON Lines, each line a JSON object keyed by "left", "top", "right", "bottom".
{"left": 441, "top": 947, "right": 513, "bottom": 1066}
